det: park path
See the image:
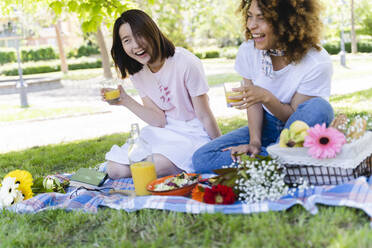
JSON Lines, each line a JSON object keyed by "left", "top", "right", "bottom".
{"left": 1, "top": 59, "right": 372, "bottom": 154}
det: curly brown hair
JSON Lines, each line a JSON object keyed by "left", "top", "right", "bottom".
{"left": 238, "top": 0, "right": 324, "bottom": 63}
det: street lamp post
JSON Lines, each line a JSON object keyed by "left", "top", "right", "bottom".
{"left": 15, "top": 35, "right": 28, "bottom": 107}
{"left": 339, "top": 0, "right": 346, "bottom": 67}
{"left": 7, "top": 19, "right": 28, "bottom": 107}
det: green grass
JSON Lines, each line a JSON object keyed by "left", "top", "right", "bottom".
{"left": 0, "top": 83, "right": 371, "bottom": 247}
{"left": 207, "top": 73, "right": 241, "bottom": 87}
{"left": 330, "top": 88, "right": 372, "bottom": 114}
{"left": 0, "top": 207, "right": 370, "bottom": 247}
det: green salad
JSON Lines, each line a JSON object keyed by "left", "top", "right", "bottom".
{"left": 154, "top": 173, "right": 199, "bottom": 191}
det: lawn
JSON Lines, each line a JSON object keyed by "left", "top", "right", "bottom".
{"left": 0, "top": 88, "right": 371, "bottom": 247}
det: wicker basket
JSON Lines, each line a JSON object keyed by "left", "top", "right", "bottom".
{"left": 267, "top": 132, "right": 372, "bottom": 186}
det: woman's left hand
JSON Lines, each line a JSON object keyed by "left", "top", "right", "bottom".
{"left": 229, "top": 85, "right": 268, "bottom": 110}
{"left": 222, "top": 143, "right": 261, "bottom": 162}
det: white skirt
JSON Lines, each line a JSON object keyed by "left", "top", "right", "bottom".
{"left": 105, "top": 117, "right": 211, "bottom": 172}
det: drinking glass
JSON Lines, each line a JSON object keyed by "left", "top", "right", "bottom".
{"left": 224, "top": 81, "right": 242, "bottom": 107}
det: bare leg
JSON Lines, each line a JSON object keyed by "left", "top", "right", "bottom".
{"left": 106, "top": 161, "right": 131, "bottom": 179}
{"left": 153, "top": 153, "right": 183, "bottom": 177}
{"left": 106, "top": 154, "right": 182, "bottom": 179}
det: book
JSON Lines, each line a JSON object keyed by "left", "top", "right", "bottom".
{"left": 69, "top": 168, "right": 108, "bottom": 189}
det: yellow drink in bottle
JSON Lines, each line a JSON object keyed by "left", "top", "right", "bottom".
{"left": 130, "top": 161, "right": 157, "bottom": 196}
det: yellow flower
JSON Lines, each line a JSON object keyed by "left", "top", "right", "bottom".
{"left": 5, "top": 170, "right": 33, "bottom": 199}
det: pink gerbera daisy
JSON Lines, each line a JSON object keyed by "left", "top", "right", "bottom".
{"left": 304, "top": 123, "right": 346, "bottom": 159}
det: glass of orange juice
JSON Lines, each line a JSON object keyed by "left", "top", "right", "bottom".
{"left": 104, "top": 89, "right": 120, "bottom": 103}
{"left": 224, "top": 82, "right": 242, "bottom": 107}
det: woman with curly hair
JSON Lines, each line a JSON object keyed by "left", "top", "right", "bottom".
{"left": 192, "top": 0, "right": 334, "bottom": 172}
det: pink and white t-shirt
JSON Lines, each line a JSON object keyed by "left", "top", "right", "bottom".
{"left": 130, "top": 47, "right": 209, "bottom": 121}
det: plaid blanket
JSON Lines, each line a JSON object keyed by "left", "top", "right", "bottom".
{"left": 8, "top": 175, "right": 372, "bottom": 217}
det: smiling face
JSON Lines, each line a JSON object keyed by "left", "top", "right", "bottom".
{"left": 119, "top": 23, "right": 152, "bottom": 65}
{"left": 246, "top": 0, "right": 277, "bottom": 50}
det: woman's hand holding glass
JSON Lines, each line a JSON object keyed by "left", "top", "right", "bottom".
{"left": 228, "top": 84, "right": 269, "bottom": 110}
{"left": 101, "top": 85, "right": 129, "bottom": 105}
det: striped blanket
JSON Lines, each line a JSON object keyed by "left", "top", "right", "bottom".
{"left": 8, "top": 175, "right": 372, "bottom": 218}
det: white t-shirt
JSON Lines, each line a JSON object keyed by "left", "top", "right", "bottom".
{"left": 130, "top": 47, "right": 209, "bottom": 121}
{"left": 234, "top": 40, "right": 332, "bottom": 114}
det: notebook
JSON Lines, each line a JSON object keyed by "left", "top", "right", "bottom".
{"left": 69, "top": 168, "right": 108, "bottom": 189}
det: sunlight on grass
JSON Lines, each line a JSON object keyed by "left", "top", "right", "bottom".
{"left": 207, "top": 73, "right": 241, "bottom": 86}
{"left": 0, "top": 105, "right": 104, "bottom": 122}
{"left": 330, "top": 88, "right": 372, "bottom": 114}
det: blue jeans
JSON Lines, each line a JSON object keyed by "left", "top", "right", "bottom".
{"left": 191, "top": 97, "right": 334, "bottom": 173}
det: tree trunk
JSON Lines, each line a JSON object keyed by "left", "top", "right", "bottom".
{"left": 351, "top": 0, "right": 357, "bottom": 54}
{"left": 96, "top": 26, "right": 112, "bottom": 79}
{"left": 55, "top": 20, "right": 68, "bottom": 74}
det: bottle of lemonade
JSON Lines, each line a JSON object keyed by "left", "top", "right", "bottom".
{"left": 128, "top": 123, "right": 157, "bottom": 196}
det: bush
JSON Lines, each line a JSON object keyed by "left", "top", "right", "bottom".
{"left": 194, "top": 52, "right": 203, "bottom": 59}
{"left": 21, "top": 47, "right": 57, "bottom": 62}
{"left": 323, "top": 41, "right": 372, "bottom": 54}
{"left": 323, "top": 43, "right": 340, "bottom": 55}
{"left": 204, "top": 50, "right": 220, "bottom": 59}
{"left": 0, "top": 50, "right": 16, "bottom": 64}
{"left": 68, "top": 60, "right": 102, "bottom": 70}
{"left": 1, "top": 59, "right": 102, "bottom": 76}
{"left": 193, "top": 49, "right": 220, "bottom": 59}
{"left": 76, "top": 44, "right": 100, "bottom": 58}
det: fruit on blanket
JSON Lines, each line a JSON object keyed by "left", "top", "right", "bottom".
{"left": 279, "top": 121, "right": 309, "bottom": 147}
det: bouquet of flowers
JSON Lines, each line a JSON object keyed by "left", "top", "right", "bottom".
{"left": 193, "top": 155, "right": 298, "bottom": 204}
{"left": 0, "top": 170, "right": 69, "bottom": 208}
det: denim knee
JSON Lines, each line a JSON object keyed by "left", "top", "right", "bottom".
{"left": 191, "top": 146, "right": 207, "bottom": 171}
{"left": 285, "top": 97, "right": 334, "bottom": 129}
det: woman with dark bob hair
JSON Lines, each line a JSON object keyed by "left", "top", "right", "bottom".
{"left": 192, "top": 0, "right": 334, "bottom": 172}
{"left": 102, "top": 9, "right": 221, "bottom": 179}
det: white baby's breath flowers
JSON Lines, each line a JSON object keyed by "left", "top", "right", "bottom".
{"left": 226, "top": 157, "right": 290, "bottom": 204}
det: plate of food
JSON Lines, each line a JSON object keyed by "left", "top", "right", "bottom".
{"left": 147, "top": 172, "right": 200, "bottom": 196}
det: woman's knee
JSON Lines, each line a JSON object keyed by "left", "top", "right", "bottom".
{"left": 106, "top": 161, "right": 130, "bottom": 179}
{"left": 191, "top": 143, "right": 214, "bottom": 169}
{"left": 287, "top": 97, "right": 334, "bottom": 128}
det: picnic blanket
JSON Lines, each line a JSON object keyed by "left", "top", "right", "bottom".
{"left": 7, "top": 174, "right": 372, "bottom": 218}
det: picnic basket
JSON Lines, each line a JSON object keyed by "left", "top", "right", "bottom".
{"left": 267, "top": 131, "right": 372, "bottom": 186}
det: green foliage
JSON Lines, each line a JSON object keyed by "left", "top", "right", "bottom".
{"left": 48, "top": 0, "right": 136, "bottom": 32}
{"left": 323, "top": 41, "right": 372, "bottom": 54}
{"left": 21, "top": 47, "right": 57, "bottom": 62}
{"left": 1, "top": 60, "right": 102, "bottom": 76}
{"left": 68, "top": 44, "right": 100, "bottom": 58}
{"left": 0, "top": 50, "right": 16, "bottom": 65}
{"left": 204, "top": 50, "right": 220, "bottom": 59}
{"left": 192, "top": 49, "right": 220, "bottom": 59}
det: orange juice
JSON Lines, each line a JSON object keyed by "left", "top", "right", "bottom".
{"left": 104, "top": 89, "right": 120, "bottom": 101}
{"left": 225, "top": 91, "right": 241, "bottom": 107}
{"left": 130, "top": 161, "right": 157, "bottom": 196}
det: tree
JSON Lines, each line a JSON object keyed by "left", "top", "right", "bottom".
{"left": 350, "top": 0, "right": 357, "bottom": 53}
{"left": 48, "top": 0, "right": 138, "bottom": 79}
{"left": 1, "top": 1, "right": 70, "bottom": 73}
